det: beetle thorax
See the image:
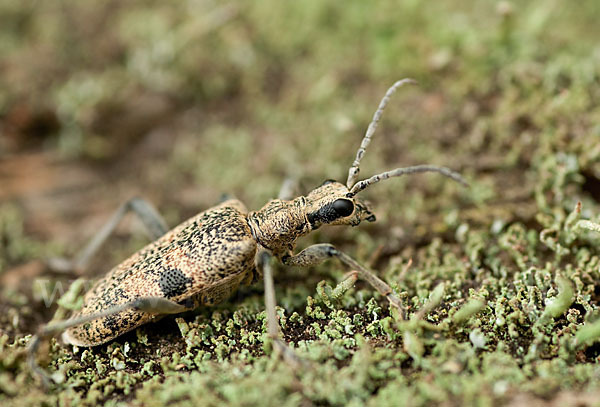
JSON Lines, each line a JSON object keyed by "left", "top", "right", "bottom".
{"left": 248, "top": 181, "right": 377, "bottom": 257}
{"left": 247, "top": 197, "right": 310, "bottom": 257}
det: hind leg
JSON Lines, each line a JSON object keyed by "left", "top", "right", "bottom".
{"left": 48, "top": 197, "right": 168, "bottom": 274}
{"left": 29, "top": 296, "right": 192, "bottom": 387}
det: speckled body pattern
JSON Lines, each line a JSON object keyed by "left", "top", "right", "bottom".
{"left": 63, "top": 183, "right": 376, "bottom": 346}
{"left": 64, "top": 199, "right": 258, "bottom": 346}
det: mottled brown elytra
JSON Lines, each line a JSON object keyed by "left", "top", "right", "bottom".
{"left": 29, "top": 79, "right": 467, "bottom": 386}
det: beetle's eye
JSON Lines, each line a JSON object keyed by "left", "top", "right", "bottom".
{"left": 332, "top": 199, "right": 354, "bottom": 217}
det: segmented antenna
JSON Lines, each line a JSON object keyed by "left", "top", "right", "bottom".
{"left": 346, "top": 78, "right": 417, "bottom": 189}
{"left": 347, "top": 165, "right": 468, "bottom": 197}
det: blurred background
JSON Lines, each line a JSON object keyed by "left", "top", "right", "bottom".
{"left": 1, "top": 1, "right": 600, "bottom": 404}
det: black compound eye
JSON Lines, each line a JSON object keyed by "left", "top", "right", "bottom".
{"left": 332, "top": 199, "right": 354, "bottom": 217}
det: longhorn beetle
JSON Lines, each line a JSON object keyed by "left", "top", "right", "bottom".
{"left": 29, "top": 79, "right": 467, "bottom": 385}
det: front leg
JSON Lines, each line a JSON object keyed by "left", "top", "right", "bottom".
{"left": 281, "top": 243, "right": 405, "bottom": 318}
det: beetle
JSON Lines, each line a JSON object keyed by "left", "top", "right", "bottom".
{"left": 28, "top": 79, "right": 467, "bottom": 384}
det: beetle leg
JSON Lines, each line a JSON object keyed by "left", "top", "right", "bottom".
{"left": 278, "top": 178, "right": 299, "bottom": 201}
{"left": 256, "top": 250, "right": 304, "bottom": 368}
{"left": 281, "top": 243, "right": 405, "bottom": 318}
{"left": 218, "top": 193, "right": 235, "bottom": 203}
{"left": 29, "top": 296, "right": 192, "bottom": 387}
{"left": 48, "top": 197, "right": 168, "bottom": 274}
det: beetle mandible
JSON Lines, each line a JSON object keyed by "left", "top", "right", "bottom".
{"left": 29, "top": 79, "right": 467, "bottom": 383}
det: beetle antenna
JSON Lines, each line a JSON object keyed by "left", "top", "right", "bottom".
{"left": 346, "top": 78, "right": 417, "bottom": 189}
{"left": 347, "top": 165, "right": 468, "bottom": 197}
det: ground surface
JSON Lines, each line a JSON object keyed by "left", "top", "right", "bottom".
{"left": 1, "top": 1, "right": 600, "bottom": 406}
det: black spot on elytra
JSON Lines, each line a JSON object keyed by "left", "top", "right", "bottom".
{"left": 159, "top": 268, "right": 193, "bottom": 298}
{"left": 104, "top": 314, "right": 119, "bottom": 333}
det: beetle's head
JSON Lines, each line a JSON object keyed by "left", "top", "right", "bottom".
{"left": 304, "top": 179, "right": 376, "bottom": 230}
{"left": 249, "top": 79, "right": 467, "bottom": 257}
{"left": 301, "top": 80, "right": 468, "bottom": 232}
